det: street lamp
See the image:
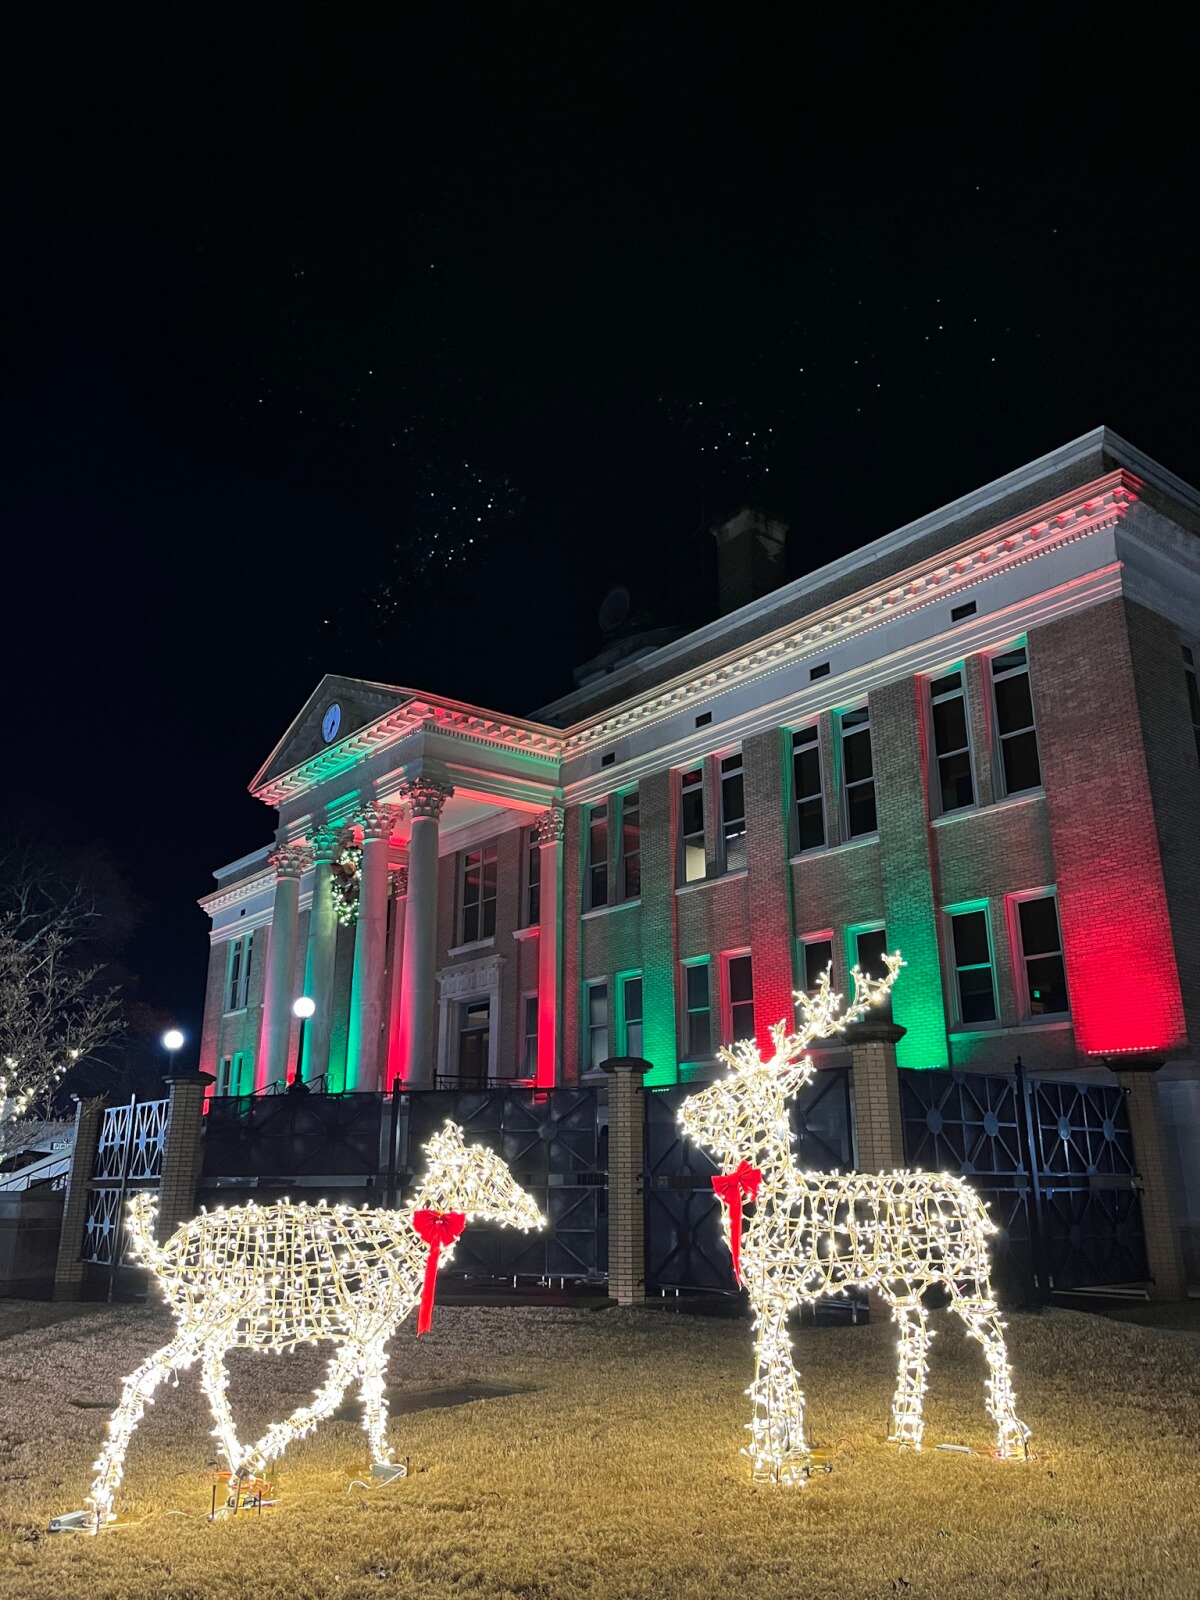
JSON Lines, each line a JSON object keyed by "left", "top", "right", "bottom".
{"left": 291, "top": 997, "right": 315, "bottom": 1092}
{"left": 162, "top": 1028, "right": 185, "bottom": 1073}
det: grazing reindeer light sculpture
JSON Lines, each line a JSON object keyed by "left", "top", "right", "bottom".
{"left": 83, "top": 1121, "right": 543, "bottom": 1529}
{"left": 679, "top": 956, "right": 1030, "bottom": 1484}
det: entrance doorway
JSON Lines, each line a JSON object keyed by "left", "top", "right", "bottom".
{"left": 457, "top": 999, "right": 491, "bottom": 1086}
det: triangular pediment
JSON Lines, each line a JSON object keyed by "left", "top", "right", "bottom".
{"left": 251, "top": 675, "right": 414, "bottom": 795}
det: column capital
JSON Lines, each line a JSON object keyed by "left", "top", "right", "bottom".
{"left": 269, "top": 842, "right": 312, "bottom": 879}
{"left": 354, "top": 800, "right": 401, "bottom": 842}
{"left": 401, "top": 775, "right": 454, "bottom": 822}
{"left": 390, "top": 865, "right": 409, "bottom": 898}
{"left": 533, "top": 805, "right": 566, "bottom": 845}
{"left": 1105, "top": 1053, "right": 1165, "bottom": 1075}
{"left": 309, "top": 823, "right": 345, "bottom": 863}
{"left": 849, "top": 1021, "right": 907, "bottom": 1047}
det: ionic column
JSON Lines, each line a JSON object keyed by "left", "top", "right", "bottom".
{"left": 256, "top": 843, "right": 311, "bottom": 1091}
{"left": 301, "top": 824, "right": 342, "bottom": 1085}
{"left": 384, "top": 866, "right": 409, "bottom": 1090}
{"left": 345, "top": 801, "right": 401, "bottom": 1093}
{"left": 397, "top": 775, "right": 454, "bottom": 1087}
{"left": 535, "top": 806, "right": 565, "bottom": 1088}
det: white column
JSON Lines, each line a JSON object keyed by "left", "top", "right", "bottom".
{"left": 535, "top": 806, "right": 565, "bottom": 1088}
{"left": 397, "top": 775, "right": 453, "bottom": 1087}
{"left": 255, "top": 843, "right": 311, "bottom": 1091}
{"left": 301, "top": 824, "right": 342, "bottom": 1086}
{"left": 384, "top": 866, "right": 409, "bottom": 1090}
{"left": 345, "top": 801, "right": 400, "bottom": 1093}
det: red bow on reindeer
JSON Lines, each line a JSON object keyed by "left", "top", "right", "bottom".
{"left": 412, "top": 1209, "right": 467, "bottom": 1335}
{"left": 711, "top": 1161, "right": 763, "bottom": 1286}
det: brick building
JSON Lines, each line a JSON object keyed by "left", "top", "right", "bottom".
{"left": 198, "top": 427, "right": 1200, "bottom": 1278}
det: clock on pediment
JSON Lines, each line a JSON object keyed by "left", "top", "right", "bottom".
{"left": 321, "top": 703, "right": 342, "bottom": 743}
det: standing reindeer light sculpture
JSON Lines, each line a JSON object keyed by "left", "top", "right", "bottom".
{"left": 679, "top": 955, "right": 1030, "bottom": 1484}
{"left": 80, "top": 1120, "right": 543, "bottom": 1530}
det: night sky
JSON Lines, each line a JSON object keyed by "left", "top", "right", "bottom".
{"left": 5, "top": 9, "right": 1198, "bottom": 1058}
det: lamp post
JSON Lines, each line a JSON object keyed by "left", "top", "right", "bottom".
{"left": 291, "top": 997, "right": 315, "bottom": 1092}
{"left": 162, "top": 1028, "right": 184, "bottom": 1074}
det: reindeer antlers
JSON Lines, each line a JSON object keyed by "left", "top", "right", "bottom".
{"left": 715, "top": 952, "right": 904, "bottom": 1075}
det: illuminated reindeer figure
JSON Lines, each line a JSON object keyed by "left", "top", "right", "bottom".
{"left": 84, "top": 1121, "right": 543, "bottom": 1528}
{"left": 679, "top": 956, "right": 1030, "bottom": 1484}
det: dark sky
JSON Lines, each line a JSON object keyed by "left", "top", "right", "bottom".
{"left": 4, "top": 8, "right": 1199, "bottom": 1053}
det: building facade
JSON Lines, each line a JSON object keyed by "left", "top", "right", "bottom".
{"left": 198, "top": 428, "right": 1200, "bottom": 1274}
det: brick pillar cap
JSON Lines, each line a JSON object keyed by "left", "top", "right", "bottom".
{"left": 1103, "top": 1054, "right": 1164, "bottom": 1075}
{"left": 849, "top": 1022, "right": 907, "bottom": 1046}
{"left": 163, "top": 1071, "right": 216, "bottom": 1088}
{"left": 600, "top": 1056, "right": 649, "bottom": 1080}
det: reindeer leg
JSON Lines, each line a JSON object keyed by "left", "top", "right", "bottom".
{"left": 947, "top": 1282, "right": 1030, "bottom": 1459}
{"left": 746, "top": 1295, "right": 810, "bottom": 1485}
{"left": 86, "top": 1331, "right": 201, "bottom": 1530}
{"left": 888, "top": 1296, "right": 931, "bottom": 1450}
{"left": 357, "top": 1336, "right": 395, "bottom": 1466}
{"left": 199, "top": 1343, "right": 243, "bottom": 1471}
{"left": 228, "top": 1340, "right": 362, "bottom": 1503}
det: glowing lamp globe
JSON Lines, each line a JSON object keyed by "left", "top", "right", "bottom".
{"left": 292, "top": 997, "right": 316, "bottom": 1020}
{"left": 162, "top": 1029, "right": 185, "bottom": 1053}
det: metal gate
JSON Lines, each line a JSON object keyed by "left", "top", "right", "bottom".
{"left": 899, "top": 1063, "right": 1149, "bottom": 1304}
{"left": 81, "top": 1097, "right": 169, "bottom": 1269}
{"left": 644, "top": 1067, "right": 854, "bottom": 1293}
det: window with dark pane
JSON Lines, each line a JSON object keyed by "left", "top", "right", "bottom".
{"left": 620, "top": 790, "right": 641, "bottom": 900}
{"left": 950, "top": 909, "right": 997, "bottom": 1024}
{"left": 930, "top": 669, "right": 975, "bottom": 812}
{"left": 525, "top": 829, "right": 541, "bottom": 926}
{"left": 803, "top": 937, "right": 833, "bottom": 994}
{"left": 792, "top": 726, "right": 825, "bottom": 852}
{"left": 522, "top": 994, "right": 539, "bottom": 1076}
{"left": 727, "top": 954, "right": 755, "bottom": 1042}
{"left": 720, "top": 752, "right": 747, "bottom": 872}
{"left": 1183, "top": 644, "right": 1200, "bottom": 763}
{"left": 622, "top": 974, "right": 643, "bottom": 1056}
{"left": 586, "top": 981, "right": 609, "bottom": 1069}
{"left": 587, "top": 803, "right": 608, "bottom": 909}
{"left": 840, "top": 707, "right": 877, "bottom": 837}
{"left": 679, "top": 767, "right": 706, "bottom": 883}
{"left": 460, "top": 844, "right": 498, "bottom": 942}
{"left": 855, "top": 927, "right": 891, "bottom": 1017}
{"left": 684, "top": 962, "right": 712, "bottom": 1058}
{"left": 991, "top": 646, "right": 1042, "bottom": 795}
{"left": 1017, "top": 895, "right": 1068, "bottom": 1016}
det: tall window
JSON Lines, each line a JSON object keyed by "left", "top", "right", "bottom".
{"left": 792, "top": 726, "right": 825, "bottom": 852}
{"left": 930, "top": 668, "right": 975, "bottom": 812}
{"left": 679, "top": 767, "right": 706, "bottom": 883}
{"left": 800, "top": 935, "right": 834, "bottom": 995}
{"left": 1014, "top": 894, "right": 1068, "bottom": 1017}
{"left": 524, "top": 829, "right": 541, "bottom": 926}
{"left": 586, "top": 803, "right": 609, "bottom": 909}
{"left": 683, "top": 961, "right": 712, "bottom": 1059}
{"left": 522, "top": 994, "right": 539, "bottom": 1077}
{"left": 457, "top": 999, "right": 490, "bottom": 1083}
{"left": 225, "top": 933, "right": 253, "bottom": 1013}
{"left": 460, "top": 844, "right": 498, "bottom": 943}
{"left": 991, "top": 645, "right": 1041, "bottom": 796}
{"left": 619, "top": 790, "right": 641, "bottom": 900}
{"left": 585, "top": 980, "right": 609, "bottom": 1070}
{"left": 719, "top": 752, "right": 747, "bottom": 872}
{"left": 840, "top": 706, "right": 877, "bottom": 837}
{"left": 948, "top": 907, "right": 997, "bottom": 1024}
{"left": 724, "top": 954, "right": 755, "bottom": 1043}
{"left": 1183, "top": 644, "right": 1200, "bottom": 762}
{"left": 620, "top": 973, "right": 643, "bottom": 1057}
{"left": 851, "top": 925, "right": 891, "bottom": 1018}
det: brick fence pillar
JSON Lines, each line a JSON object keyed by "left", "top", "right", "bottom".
{"left": 602, "top": 1056, "right": 649, "bottom": 1305}
{"left": 156, "top": 1073, "right": 214, "bottom": 1243}
{"left": 848, "top": 1022, "right": 907, "bottom": 1173}
{"left": 1110, "top": 1058, "right": 1185, "bottom": 1301}
{"left": 52, "top": 1097, "right": 106, "bottom": 1301}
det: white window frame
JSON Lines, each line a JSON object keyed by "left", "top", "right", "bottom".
{"left": 928, "top": 665, "right": 976, "bottom": 815}
{"left": 459, "top": 842, "right": 498, "bottom": 945}
{"left": 585, "top": 801, "right": 609, "bottom": 911}
{"left": 520, "top": 991, "right": 539, "bottom": 1078}
{"left": 617, "top": 970, "right": 643, "bottom": 1058}
{"left": 718, "top": 750, "right": 747, "bottom": 874}
{"left": 798, "top": 930, "right": 836, "bottom": 997}
{"left": 989, "top": 642, "right": 1042, "bottom": 799}
{"left": 225, "top": 933, "right": 253, "bottom": 1014}
{"left": 618, "top": 789, "right": 641, "bottom": 902}
{"left": 1006, "top": 887, "right": 1069, "bottom": 1021}
{"left": 523, "top": 828, "right": 541, "bottom": 928}
{"left": 791, "top": 724, "right": 825, "bottom": 855}
{"left": 839, "top": 704, "right": 878, "bottom": 839}
{"left": 584, "top": 978, "right": 610, "bottom": 1071}
{"left": 681, "top": 957, "right": 713, "bottom": 1061}
{"left": 944, "top": 900, "right": 999, "bottom": 1029}
{"left": 847, "top": 922, "right": 889, "bottom": 989}
{"left": 678, "top": 766, "right": 707, "bottom": 884}
{"left": 720, "top": 950, "right": 755, "bottom": 1046}
{"left": 1182, "top": 640, "right": 1200, "bottom": 763}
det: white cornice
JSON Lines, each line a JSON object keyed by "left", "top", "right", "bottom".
{"left": 199, "top": 870, "right": 275, "bottom": 916}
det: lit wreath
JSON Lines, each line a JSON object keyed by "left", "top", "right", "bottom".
{"left": 329, "top": 842, "right": 363, "bottom": 926}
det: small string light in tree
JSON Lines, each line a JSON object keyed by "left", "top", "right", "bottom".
{"left": 680, "top": 957, "right": 1030, "bottom": 1484}
{"left": 330, "top": 841, "right": 363, "bottom": 925}
{"left": 81, "top": 1122, "right": 543, "bottom": 1531}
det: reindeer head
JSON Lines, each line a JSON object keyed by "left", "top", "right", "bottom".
{"left": 416, "top": 1120, "right": 544, "bottom": 1232}
{"left": 678, "top": 954, "right": 903, "bottom": 1173}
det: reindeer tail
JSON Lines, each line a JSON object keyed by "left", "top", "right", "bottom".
{"left": 123, "top": 1191, "right": 166, "bottom": 1272}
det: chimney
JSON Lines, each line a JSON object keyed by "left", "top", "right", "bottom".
{"left": 711, "top": 506, "right": 789, "bottom": 616}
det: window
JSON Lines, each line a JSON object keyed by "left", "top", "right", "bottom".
{"left": 585, "top": 981, "right": 609, "bottom": 1070}
{"left": 620, "top": 973, "right": 643, "bottom": 1057}
{"left": 586, "top": 803, "right": 609, "bottom": 909}
{"left": 719, "top": 753, "right": 747, "bottom": 872}
{"left": 840, "top": 706, "right": 877, "bottom": 837}
{"left": 522, "top": 994, "right": 539, "bottom": 1077}
{"left": 930, "top": 669, "right": 975, "bottom": 812}
{"left": 217, "top": 1055, "right": 233, "bottom": 1096}
{"left": 1014, "top": 894, "right": 1068, "bottom": 1017}
{"left": 524, "top": 829, "right": 541, "bottom": 926}
{"left": 851, "top": 926, "right": 891, "bottom": 1017}
{"left": 225, "top": 934, "right": 253, "bottom": 1013}
{"left": 1183, "top": 644, "right": 1200, "bottom": 763}
{"left": 792, "top": 726, "right": 825, "bottom": 853}
{"left": 948, "top": 907, "right": 997, "bottom": 1024}
{"left": 460, "top": 844, "right": 498, "bottom": 943}
{"left": 457, "top": 999, "right": 490, "bottom": 1083}
{"left": 679, "top": 767, "right": 706, "bottom": 883}
{"left": 683, "top": 961, "right": 712, "bottom": 1059}
{"left": 619, "top": 790, "right": 641, "bottom": 900}
{"left": 991, "top": 645, "right": 1041, "bottom": 795}
{"left": 724, "top": 954, "right": 755, "bottom": 1043}
{"left": 800, "top": 935, "right": 834, "bottom": 995}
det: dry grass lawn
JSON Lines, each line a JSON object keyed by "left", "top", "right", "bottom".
{"left": 2, "top": 1297, "right": 1198, "bottom": 1599}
